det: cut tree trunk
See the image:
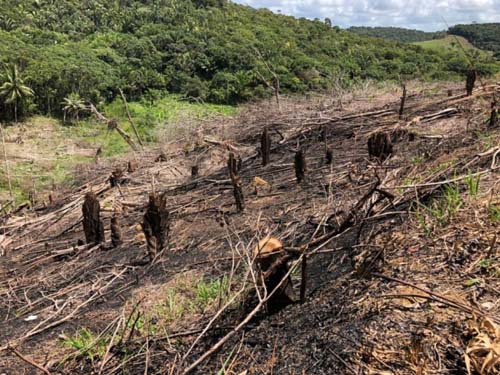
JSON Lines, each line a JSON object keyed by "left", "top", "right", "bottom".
{"left": 111, "top": 214, "right": 123, "bottom": 248}
{"left": 399, "top": 83, "right": 407, "bottom": 119}
{"left": 466, "top": 68, "right": 477, "bottom": 96}
{"left": 143, "top": 193, "right": 170, "bottom": 261}
{"left": 368, "top": 132, "right": 393, "bottom": 161}
{"left": 82, "top": 192, "right": 105, "bottom": 244}
{"left": 228, "top": 153, "right": 245, "bottom": 212}
{"left": 261, "top": 128, "right": 271, "bottom": 166}
{"left": 294, "top": 149, "right": 306, "bottom": 183}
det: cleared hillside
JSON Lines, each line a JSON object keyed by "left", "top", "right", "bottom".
{"left": 1, "top": 81, "right": 499, "bottom": 374}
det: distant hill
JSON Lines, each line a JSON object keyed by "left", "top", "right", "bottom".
{"left": 0, "top": 1, "right": 499, "bottom": 122}
{"left": 348, "top": 27, "right": 445, "bottom": 43}
{"left": 448, "top": 23, "right": 500, "bottom": 58}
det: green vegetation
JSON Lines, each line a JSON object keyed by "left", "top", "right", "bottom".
{"left": 0, "top": 65, "right": 34, "bottom": 122}
{"left": 489, "top": 205, "right": 500, "bottom": 222}
{"left": 414, "top": 35, "right": 478, "bottom": 52}
{"left": 449, "top": 23, "right": 500, "bottom": 58}
{"left": 62, "top": 327, "right": 107, "bottom": 363}
{"left": 0, "top": 0, "right": 498, "bottom": 123}
{"left": 348, "top": 26, "right": 444, "bottom": 43}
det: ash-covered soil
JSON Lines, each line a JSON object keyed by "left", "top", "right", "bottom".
{"left": 1, "top": 82, "right": 498, "bottom": 374}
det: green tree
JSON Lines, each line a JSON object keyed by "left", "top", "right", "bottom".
{"left": 61, "top": 92, "right": 86, "bottom": 123}
{"left": 0, "top": 64, "right": 34, "bottom": 122}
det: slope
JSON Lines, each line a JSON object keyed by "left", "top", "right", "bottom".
{"left": 0, "top": 81, "right": 498, "bottom": 374}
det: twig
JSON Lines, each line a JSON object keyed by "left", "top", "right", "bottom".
{"left": 8, "top": 345, "right": 52, "bottom": 375}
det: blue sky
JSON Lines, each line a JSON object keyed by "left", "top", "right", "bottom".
{"left": 232, "top": 0, "right": 500, "bottom": 31}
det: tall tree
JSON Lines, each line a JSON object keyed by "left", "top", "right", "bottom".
{"left": 0, "top": 65, "right": 34, "bottom": 122}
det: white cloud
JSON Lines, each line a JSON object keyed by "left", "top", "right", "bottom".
{"left": 232, "top": 0, "right": 500, "bottom": 31}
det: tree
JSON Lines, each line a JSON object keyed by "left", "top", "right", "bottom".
{"left": 61, "top": 93, "right": 86, "bottom": 123}
{"left": 0, "top": 65, "right": 34, "bottom": 122}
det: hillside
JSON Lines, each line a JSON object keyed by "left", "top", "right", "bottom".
{"left": 1, "top": 81, "right": 499, "bottom": 374}
{"left": 348, "top": 26, "right": 444, "bottom": 43}
{"left": 1, "top": 0, "right": 499, "bottom": 124}
{"left": 449, "top": 23, "right": 500, "bottom": 58}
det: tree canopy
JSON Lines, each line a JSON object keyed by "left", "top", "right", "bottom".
{"left": 0, "top": 0, "right": 498, "bottom": 121}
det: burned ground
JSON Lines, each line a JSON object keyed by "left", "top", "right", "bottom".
{"left": 0, "top": 82, "right": 499, "bottom": 374}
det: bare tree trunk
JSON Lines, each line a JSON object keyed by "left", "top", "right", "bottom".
{"left": 261, "top": 128, "right": 271, "bottom": 166}
{"left": 119, "top": 88, "right": 144, "bottom": 147}
{"left": 228, "top": 153, "right": 245, "bottom": 212}
{"left": 399, "top": 83, "right": 407, "bottom": 119}
{"left": 143, "top": 193, "right": 170, "bottom": 261}
{"left": 82, "top": 192, "right": 105, "bottom": 245}
{"left": 294, "top": 149, "right": 306, "bottom": 183}
{"left": 0, "top": 123, "right": 14, "bottom": 205}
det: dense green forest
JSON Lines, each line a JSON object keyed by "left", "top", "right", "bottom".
{"left": 0, "top": 0, "right": 499, "bottom": 122}
{"left": 348, "top": 27, "right": 445, "bottom": 43}
{"left": 448, "top": 23, "right": 500, "bottom": 58}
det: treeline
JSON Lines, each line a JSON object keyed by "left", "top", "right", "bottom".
{"left": 0, "top": 0, "right": 499, "bottom": 122}
{"left": 348, "top": 27, "right": 445, "bottom": 43}
{"left": 448, "top": 23, "right": 500, "bottom": 58}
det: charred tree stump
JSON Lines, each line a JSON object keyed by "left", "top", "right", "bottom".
{"left": 143, "top": 193, "right": 170, "bottom": 261}
{"left": 320, "top": 126, "right": 327, "bottom": 143}
{"left": 447, "top": 89, "right": 453, "bottom": 97}
{"left": 294, "top": 149, "right": 306, "bottom": 183}
{"left": 155, "top": 151, "right": 168, "bottom": 163}
{"left": 368, "top": 132, "right": 393, "bottom": 161}
{"left": 255, "top": 238, "right": 298, "bottom": 314}
{"left": 489, "top": 100, "right": 498, "bottom": 129}
{"left": 82, "top": 192, "right": 105, "bottom": 245}
{"left": 109, "top": 167, "right": 124, "bottom": 187}
{"left": 325, "top": 148, "right": 333, "bottom": 165}
{"left": 399, "top": 83, "right": 407, "bottom": 119}
{"left": 466, "top": 68, "right": 477, "bottom": 96}
{"left": 236, "top": 154, "right": 242, "bottom": 172}
{"left": 261, "top": 128, "right": 271, "bottom": 166}
{"left": 127, "top": 160, "right": 137, "bottom": 173}
{"left": 111, "top": 213, "right": 123, "bottom": 248}
{"left": 228, "top": 153, "right": 245, "bottom": 212}
{"left": 191, "top": 165, "right": 199, "bottom": 179}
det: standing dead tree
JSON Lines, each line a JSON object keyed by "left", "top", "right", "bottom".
{"left": 261, "top": 127, "right": 271, "bottom": 166}
{"left": 294, "top": 148, "right": 306, "bottom": 183}
{"left": 489, "top": 100, "right": 498, "bottom": 129}
{"left": 111, "top": 210, "right": 123, "bottom": 248}
{"left": 143, "top": 193, "right": 170, "bottom": 261}
{"left": 399, "top": 82, "right": 407, "bottom": 119}
{"left": 88, "top": 104, "right": 138, "bottom": 151}
{"left": 466, "top": 67, "right": 477, "bottom": 96}
{"left": 368, "top": 132, "right": 393, "bottom": 161}
{"left": 82, "top": 192, "right": 105, "bottom": 245}
{"left": 228, "top": 152, "right": 245, "bottom": 212}
{"left": 254, "top": 48, "right": 281, "bottom": 111}
{"left": 119, "top": 88, "right": 144, "bottom": 147}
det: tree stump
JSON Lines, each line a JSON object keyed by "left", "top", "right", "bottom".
{"left": 109, "top": 167, "right": 125, "bottom": 187}
{"left": 489, "top": 100, "right": 498, "bottom": 129}
{"left": 228, "top": 153, "right": 245, "bottom": 212}
{"left": 191, "top": 165, "right": 199, "bottom": 179}
{"left": 261, "top": 128, "right": 271, "bottom": 166}
{"left": 466, "top": 68, "right": 477, "bottom": 96}
{"left": 294, "top": 149, "right": 306, "bottom": 183}
{"left": 254, "top": 237, "right": 298, "bottom": 314}
{"left": 399, "top": 83, "right": 407, "bottom": 119}
{"left": 82, "top": 192, "right": 105, "bottom": 245}
{"left": 368, "top": 132, "right": 393, "bottom": 161}
{"left": 127, "top": 160, "right": 137, "bottom": 173}
{"left": 142, "top": 193, "right": 170, "bottom": 261}
{"left": 111, "top": 213, "right": 123, "bottom": 248}
{"left": 325, "top": 148, "right": 333, "bottom": 165}
{"left": 447, "top": 89, "right": 453, "bottom": 97}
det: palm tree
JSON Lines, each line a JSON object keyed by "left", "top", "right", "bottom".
{"left": 0, "top": 64, "right": 34, "bottom": 123}
{"left": 61, "top": 93, "right": 86, "bottom": 123}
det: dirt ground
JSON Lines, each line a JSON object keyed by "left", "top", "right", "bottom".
{"left": 0, "top": 81, "right": 498, "bottom": 374}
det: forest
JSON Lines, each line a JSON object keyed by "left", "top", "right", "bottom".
{"left": 348, "top": 26, "right": 446, "bottom": 43}
{"left": 1, "top": 0, "right": 499, "bottom": 122}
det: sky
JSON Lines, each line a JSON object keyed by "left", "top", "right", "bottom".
{"left": 232, "top": 0, "right": 500, "bottom": 31}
